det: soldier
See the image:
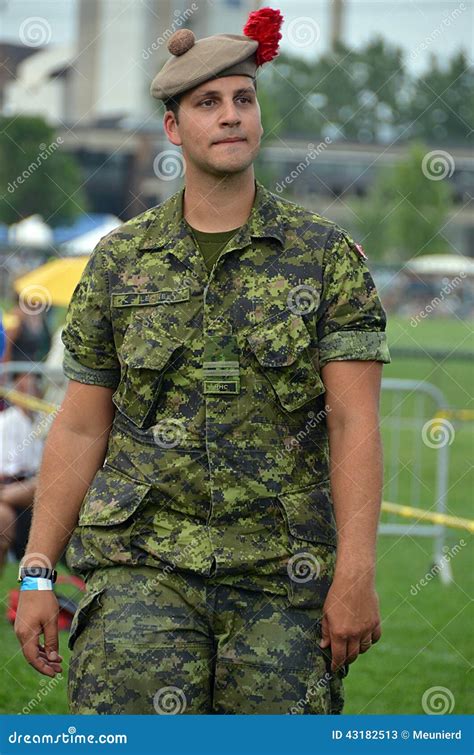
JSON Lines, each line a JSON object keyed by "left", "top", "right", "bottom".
{"left": 15, "top": 7, "right": 391, "bottom": 714}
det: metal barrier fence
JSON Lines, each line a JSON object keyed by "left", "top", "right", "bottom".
{"left": 1, "top": 366, "right": 455, "bottom": 582}
{"left": 379, "top": 377, "right": 452, "bottom": 584}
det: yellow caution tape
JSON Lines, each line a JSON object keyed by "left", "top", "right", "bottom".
{"left": 382, "top": 501, "right": 474, "bottom": 533}
{"left": 433, "top": 409, "right": 474, "bottom": 422}
{"left": 0, "top": 386, "right": 59, "bottom": 414}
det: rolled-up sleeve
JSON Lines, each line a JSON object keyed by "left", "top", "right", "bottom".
{"left": 316, "top": 229, "right": 391, "bottom": 368}
{"left": 61, "top": 243, "right": 120, "bottom": 388}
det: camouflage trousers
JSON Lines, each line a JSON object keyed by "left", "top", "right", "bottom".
{"left": 67, "top": 563, "right": 347, "bottom": 715}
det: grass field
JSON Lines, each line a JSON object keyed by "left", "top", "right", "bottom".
{"left": 0, "top": 315, "right": 472, "bottom": 715}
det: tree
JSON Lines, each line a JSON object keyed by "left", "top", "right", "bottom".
{"left": 0, "top": 115, "right": 87, "bottom": 226}
{"left": 257, "top": 42, "right": 470, "bottom": 146}
{"left": 350, "top": 142, "right": 454, "bottom": 261}
{"left": 403, "top": 51, "right": 473, "bottom": 145}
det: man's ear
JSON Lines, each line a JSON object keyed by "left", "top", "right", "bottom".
{"left": 163, "top": 112, "right": 182, "bottom": 147}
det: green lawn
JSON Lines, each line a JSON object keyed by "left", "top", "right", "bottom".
{"left": 0, "top": 315, "right": 472, "bottom": 714}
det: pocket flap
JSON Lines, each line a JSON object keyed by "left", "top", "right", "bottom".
{"left": 121, "top": 315, "right": 183, "bottom": 370}
{"left": 278, "top": 479, "right": 337, "bottom": 546}
{"left": 246, "top": 312, "right": 311, "bottom": 367}
{"left": 78, "top": 465, "right": 151, "bottom": 526}
{"left": 68, "top": 586, "right": 105, "bottom": 651}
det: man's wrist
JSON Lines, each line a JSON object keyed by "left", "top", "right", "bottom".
{"left": 334, "top": 553, "right": 376, "bottom": 581}
{"left": 17, "top": 565, "right": 58, "bottom": 584}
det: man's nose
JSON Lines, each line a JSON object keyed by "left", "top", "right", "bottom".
{"left": 219, "top": 100, "right": 241, "bottom": 126}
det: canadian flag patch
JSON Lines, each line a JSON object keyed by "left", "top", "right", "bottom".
{"left": 354, "top": 242, "right": 368, "bottom": 260}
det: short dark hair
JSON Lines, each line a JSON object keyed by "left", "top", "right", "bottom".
{"left": 164, "top": 95, "right": 182, "bottom": 124}
{"left": 164, "top": 77, "right": 257, "bottom": 125}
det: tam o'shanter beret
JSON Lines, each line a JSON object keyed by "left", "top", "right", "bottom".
{"left": 150, "top": 6, "right": 284, "bottom": 101}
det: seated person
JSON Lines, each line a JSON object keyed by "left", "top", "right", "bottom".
{"left": 0, "top": 372, "right": 44, "bottom": 575}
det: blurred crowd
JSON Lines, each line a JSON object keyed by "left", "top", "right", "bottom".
{"left": 0, "top": 294, "right": 67, "bottom": 575}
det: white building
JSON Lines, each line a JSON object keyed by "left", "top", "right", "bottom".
{"left": 3, "top": 0, "right": 260, "bottom": 126}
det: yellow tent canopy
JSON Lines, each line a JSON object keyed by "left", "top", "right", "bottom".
{"left": 13, "top": 256, "right": 90, "bottom": 308}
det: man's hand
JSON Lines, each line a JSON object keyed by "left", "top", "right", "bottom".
{"left": 14, "top": 592, "right": 63, "bottom": 677}
{"left": 319, "top": 572, "right": 382, "bottom": 672}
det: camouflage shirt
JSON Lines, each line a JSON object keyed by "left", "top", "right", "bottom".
{"left": 61, "top": 178, "right": 390, "bottom": 595}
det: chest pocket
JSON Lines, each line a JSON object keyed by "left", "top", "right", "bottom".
{"left": 245, "top": 311, "right": 325, "bottom": 412}
{"left": 112, "top": 312, "right": 183, "bottom": 429}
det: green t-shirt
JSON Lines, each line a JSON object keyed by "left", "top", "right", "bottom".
{"left": 186, "top": 223, "right": 242, "bottom": 274}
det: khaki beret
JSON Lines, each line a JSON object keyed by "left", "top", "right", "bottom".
{"left": 150, "top": 32, "right": 258, "bottom": 101}
{"left": 150, "top": 7, "right": 284, "bottom": 102}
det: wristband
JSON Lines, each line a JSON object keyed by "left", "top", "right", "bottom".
{"left": 19, "top": 576, "right": 54, "bottom": 591}
{"left": 18, "top": 566, "right": 57, "bottom": 583}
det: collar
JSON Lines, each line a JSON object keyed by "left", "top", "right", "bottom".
{"left": 138, "top": 178, "right": 286, "bottom": 273}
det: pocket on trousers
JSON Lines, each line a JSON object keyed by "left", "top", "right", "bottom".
{"left": 68, "top": 586, "right": 105, "bottom": 651}
{"left": 245, "top": 311, "right": 325, "bottom": 412}
{"left": 277, "top": 479, "right": 337, "bottom": 609}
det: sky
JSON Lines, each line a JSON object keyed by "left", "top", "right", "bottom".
{"left": 0, "top": 0, "right": 472, "bottom": 75}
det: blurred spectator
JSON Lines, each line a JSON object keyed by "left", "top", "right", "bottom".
{"left": 3, "top": 292, "right": 52, "bottom": 364}
{"left": 0, "top": 311, "right": 4, "bottom": 359}
{"left": 0, "top": 372, "right": 44, "bottom": 575}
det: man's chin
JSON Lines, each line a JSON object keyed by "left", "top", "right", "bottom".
{"left": 205, "top": 157, "right": 254, "bottom": 177}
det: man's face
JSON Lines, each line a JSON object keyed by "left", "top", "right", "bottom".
{"left": 164, "top": 75, "right": 264, "bottom": 177}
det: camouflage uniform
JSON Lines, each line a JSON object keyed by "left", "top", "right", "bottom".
{"left": 62, "top": 178, "right": 390, "bottom": 714}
